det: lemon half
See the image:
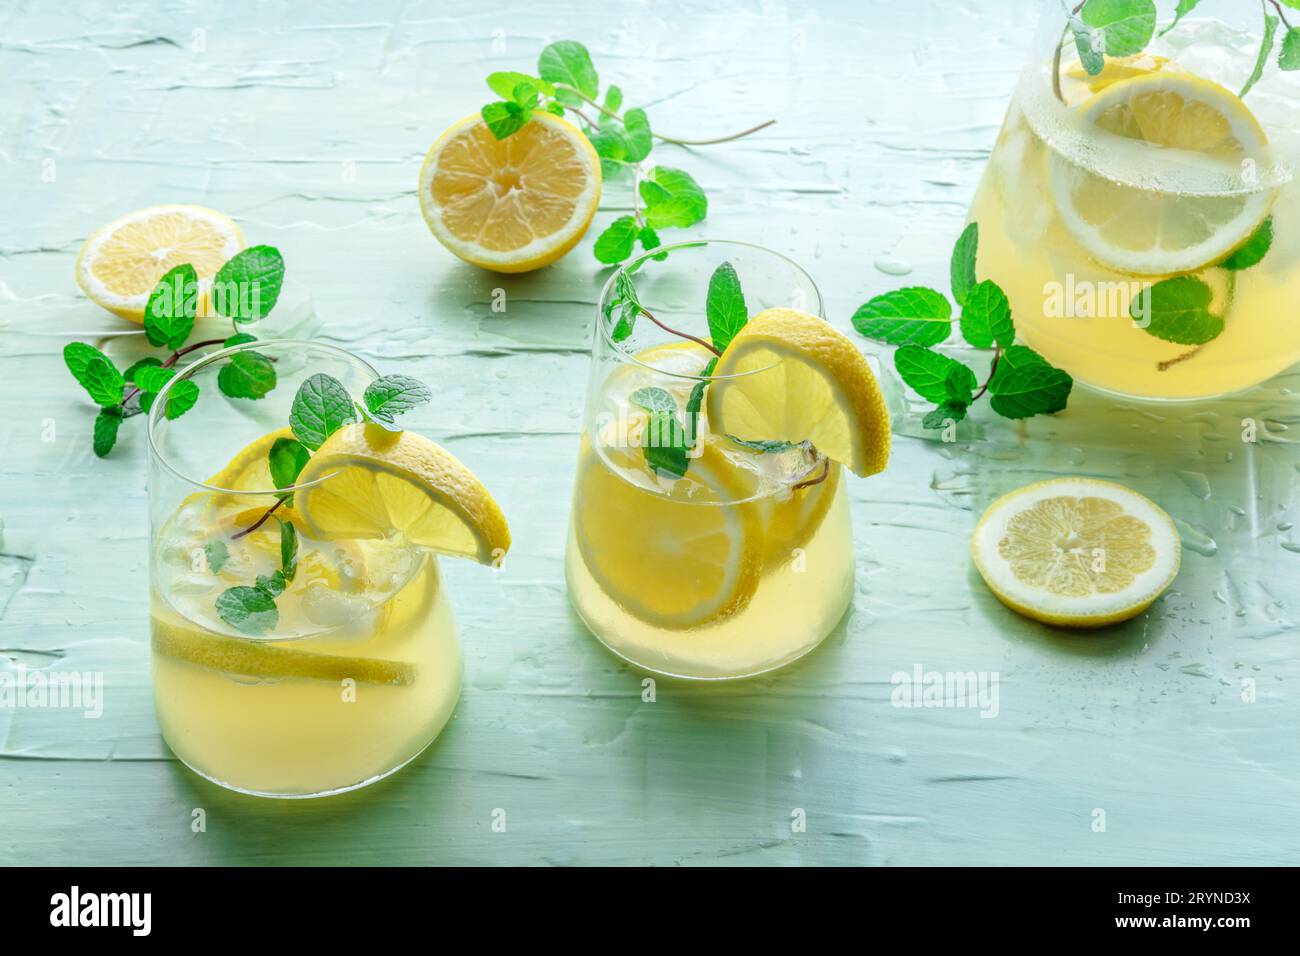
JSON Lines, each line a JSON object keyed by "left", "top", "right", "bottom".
{"left": 972, "top": 477, "right": 1181, "bottom": 628}
{"left": 418, "top": 112, "right": 601, "bottom": 273}
{"left": 75, "top": 204, "right": 243, "bottom": 323}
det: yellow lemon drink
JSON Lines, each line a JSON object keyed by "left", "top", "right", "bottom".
{"left": 969, "top": 5, "right": 1300, "bottom": 400}
{"left": 147, "top": 343, "right": 509, "bottom": 797}
{"left": 566, "top": 243, "right": 890, "bottom": 679}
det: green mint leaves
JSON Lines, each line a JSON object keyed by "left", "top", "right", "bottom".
{"left": 1068, "top": 0, "right": 1297, "bottom": 94}
{"left": 363, "top": 374, "right": 433, "bottom": 426}
{"left": 631, "top": 386, "right": 691, "bottom": 479}
{"left": 216, "top": 518, "right": 296, "bottom": 634}
{"left": 66, "top": 245, "right": 287, "bottom": 457}
{"left": 268, "top": 436, "right": 311, "bottom": 505}
{"left": 479, "top": 40, "right": 768, "bottom": 266}
{"left": 289, "top": 373, "right": 357, "bottom": 451}
{"left": 853, "top": 223, "right": 1072, "bottom": 430}
{"left": 1222, "top": 217, "right": 1273, "bottom": 271}
{"left": 705, "top": 261, "right": 747, "bottom": 353}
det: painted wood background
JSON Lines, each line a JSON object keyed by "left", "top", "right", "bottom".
{"left": 2, "top": 0, "right": 1298, "bottom": 865}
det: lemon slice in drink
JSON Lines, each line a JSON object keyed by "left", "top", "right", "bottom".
{"left": 295, "top": 424, "right": 510, "bottom": 565}
{"left": 75, "top": 204, "right": 243, "bottom": 322}
{"left": 418, "top": 112, "right": 601, "bottom": 273}
{"left": 1058, "top": 54, "right": 1170, "bottom": 107}
{"left": 705, "top": 308, "right": 891, "bottom": 478}
{"left": 1050, "top": 72, "right": 1275, "bottom": 275}
{"left": 972, "top": 478, "right": 1181, "bottom": 628}
{"left": 572, "top": 440, "right": 762, "bottom": 630}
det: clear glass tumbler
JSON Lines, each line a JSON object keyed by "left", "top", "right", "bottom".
{"left": 565, "top": 241, "right": 854, "bottom": 680}
{"left": 147, "top": 340, "right": 461, "bottom": 797}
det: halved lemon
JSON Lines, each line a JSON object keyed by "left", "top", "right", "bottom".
{"left": 75, "top": 204, "right": 243, "bottom": 323}
{"left": 572, "top": 440, "right": 761, "bottom": 629}
{"left": 295, "top": 424, "right": 510, "bottom": 565}
{"left": 418, "top": 112, "right": 601, "bottom": 273}
{"left": 705, "top": 308, "right": 891, "bottom": 478}
{"left": 972, "top": 477, "right": 1181, "bottom": 628}
{"left": 1050, "top": 72, "right": 1275, "bottom": 276}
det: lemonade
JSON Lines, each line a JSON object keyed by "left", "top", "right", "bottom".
{"left": 152, "top": 494, "right": 461, "bottom": 796}
{"left": 147, "top": 341, "right": 509, "bottom": 797}
{"left": 566, "top": 243, "right": 890, "bottom": 680}
{"left": 969, "top": 11, "right": 1300, "bottom": 400}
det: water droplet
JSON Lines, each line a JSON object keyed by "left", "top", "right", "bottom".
{"left": 873, "top": 256, "right": 912, "bottom": 276}
{"left": 1175, "top": 520, "right": 1218, "bottom": 557}
{"left": 1176, "top": 470, "right": 1211, "bottom": 499}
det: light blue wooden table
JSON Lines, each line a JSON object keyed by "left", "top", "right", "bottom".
{"left": 2, "top": 0, "right": 1298, "bottom": 866}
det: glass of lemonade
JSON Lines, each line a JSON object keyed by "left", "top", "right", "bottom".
{"left": 969, "top": 0, "right": 1300, "bottom": 399}
{"left": 148, "top": 341, "right": 507, "bottom": 797}
{"left": 566, "top": 242, "right": 861, "bottom": 680}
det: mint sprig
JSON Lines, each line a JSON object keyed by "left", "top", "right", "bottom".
{"left": 65, "top": 245, "right": 287, "bottom": 457}
{"left": 853, "top": 224, "right": 1073, "bottom": 429}
{"left": 478, "top": 39, "right": 773, "bottom": 265}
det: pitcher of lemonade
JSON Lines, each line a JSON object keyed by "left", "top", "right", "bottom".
{"left": 969, "top": 0, "right": 1300, "bottom": 400}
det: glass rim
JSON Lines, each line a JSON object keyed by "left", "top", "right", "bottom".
{"left": 146, "top": 338, "right": 380, "bottom": 496}
{"left": 594, "top": 239, "right": 825, "bottom": 383}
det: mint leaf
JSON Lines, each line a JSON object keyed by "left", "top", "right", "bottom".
{"left": 1072, "top": 20, "right": 1106, "bottom": 75}
{"left": 706, "top": 261, "right": 747, "bottom": 352}
{"left": 487, "top": 71, "right": 554, "bottom": 99}
{"left": 1080, "top": 0, "right": 1157, "bottom": 59}
{"left": 1281, "top": 28, "right": 1300, "bottom": 70}
{"left": 268, "top": 436, "right": 311, "bottom": 504}
{"left": 205, "top": 539, "right": 229, "bottom": 574}
{"left": 894, "top": 345, "right": 976, "bottom": 404}
{"left": 1221, "top": 217, "right": 1273, "bottom": 270}
{"left": 605, "top": 270, "right": 642, "bottom": 340}
{"left": 601, "top": 85, "right": 623, "bottom": 122}
{"left": 79, "top": 356, "right": 125, "bottom": 407}
{"left": 1159, "top": 0, "right": 1202, "bottom": 37}
{"left": 212, "top": 246, "right": 285, "bottom": 323}
{"left": 944, "top": 366, "right": 975, "bottom": 405}
{"left": 280, "top": 520, "right": 298, "bottom": 582}
{"left": 989, "top": 345, "right": 1050, "bottom": 393}
{"left": 1131, "top": 276, "right": 1223, "bottom": 345}
{"left": 255, "top": 571, "right": 286, "bottom": 598}
{"left": 638, "top": 225, "right": 663, "bottom": 257}
{"left": 164, "top": 379, "right": 199, "bottom": 420}
{"left": 589, "top": 126, "right": 629, "bottom": 171}
{"left": 122, "top": 356, "right": 163, "bottom": 383}
{"left": 922, "top": 403, "right": 968, "bottom": 430}
{"left": 727, "top": 436, "right": 797, "bottom": 453}
{"left": 482, "top": 101, "right": 529, "bottom": 140}
{"left": 290, "top": 372, "right": 357, "bottom": 450}
{"left": 685, "top": 357, "right": 717, "bottom": 442}
{"left": 64, "top": 342, "right": 108, "bottom": 382}
{"left": 622, "top": 108, "right": 652, "bottom": 163}
{"left": 364, "top": 375, "right": 432, "bottom": 424}
{"left": 538, "top": 41, "right": 599, "bottom": 100}
{"left": 988, "top": 364, "right": 1073, "bottom": 419}
{"left": 631, "top": 388, "right": 690, "bottom": 478}
{"left": 593, "top": 215, "right": 639, "bottom": 264}
{"left": 640, "top": 167, "right": 707, "bottom": 229}
{"left": 545, "top": 101, "right": 566, "bottom": 116}
{"left": 959, "top": 280, "right": 1014, "bottom": 349}
{"left": 1241, "top": 12, "right": 1280, "bottom": 98}
{"left": 852, "top": 287, "right": 952, "bottom": 346}
{"left": 215, "top": 586, "right": 278, "bottom": 635}
{"left": 134, "top": 365, "right": 175, "bottom": 394}
{"left": 217, "top": 350, "right": 277, "bottom": 399}
{"left": 143, "top": 264, "right": 198, "bottom": 349}
{"left": 950, "top": 222, "right": 979, "bottom": 307}
{"left": 225, "top": 332, "right": 257, "bottom": 348}
{"left": 92, "top": 408, "right": 122, "bottom": 458}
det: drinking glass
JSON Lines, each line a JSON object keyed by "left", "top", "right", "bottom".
{"left": 969, "top": 0, "right": 1300, "bottom": 399}
{"left": 147, "top": 340, "right": 460, "bottom": 797}
{"left": 565, "top": 241, "right": 854, "bottom": 680}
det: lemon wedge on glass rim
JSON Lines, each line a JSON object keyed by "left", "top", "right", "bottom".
{"left": 972, "top": 478, "right": 1181, "bottom": 628}
{"left": 418, "top": 112, "right": 601, "bottom": 273}
{"left": 1049, "top": 71, "right": 1276, "bottom": 276}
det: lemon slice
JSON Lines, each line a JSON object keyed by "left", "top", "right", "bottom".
{"left": 1058, "top": 54, "right": 1170, "bottom": 107}
{"left": 1050, "top": 72, "right": 1275, "bottom": 276}
{"left": 294, "top": 424, "right": 510, "bottom": 565}
{"left": 764, "top": 460, "right": 841, "bottom": 564}
{"left": 418, "top": 112, "right": 601, "bottom": 273}
{"left": 572, "top": 440, "right": 761, "bottom": 629}
{"left": 75, "top": 204, "right": 244, "bottom": 323}
{"left": 705, "top": 308, "right": 891, "bottom": 478}
{"left": 972, "top": 478, "right": 1181, "bottom": 628}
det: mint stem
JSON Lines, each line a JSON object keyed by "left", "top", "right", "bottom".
{"left": 1268, "top": 0, "right": 1294, "bottom": 29}
{"left": 971, "top": 344, "right": 1001, "bottom": 401}
{"left": 791, "top": 455, "right": 830, "bottom": 491}
{"left": 641, "top": 305, "right": 721, "bottom": 356}
{"left": 560, "top": 87, "right": 775, "bottom": 146}
{"left": 232, "top": 498, "right": 285, "bottom": 541}
{"left": 120, "top": 336, "right": 227, "bottom": 409}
